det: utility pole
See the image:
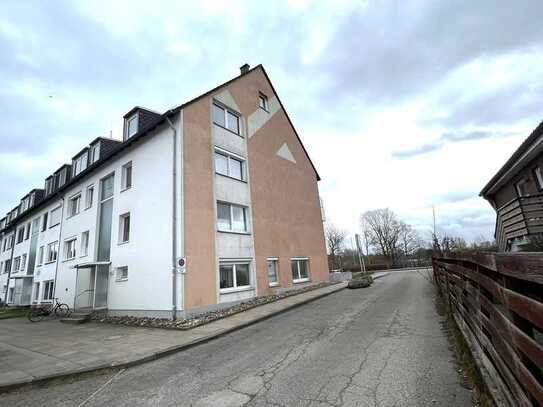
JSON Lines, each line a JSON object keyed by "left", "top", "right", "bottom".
{"left": 355, "top": 234, "right": 366, "bottom": 274}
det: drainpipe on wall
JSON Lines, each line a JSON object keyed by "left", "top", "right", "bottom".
{"left": 52, "top": 197, "right": 65, "bottom": 301}
{"left": 166, "top": 116, "right": 179, "bottom": 320}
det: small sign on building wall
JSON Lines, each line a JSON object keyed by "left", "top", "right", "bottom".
{"left": 177, "top": 257, "right": 186, "bottom": 273}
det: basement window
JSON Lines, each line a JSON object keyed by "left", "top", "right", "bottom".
{"left": 219, "top": 262, "right": 250, "bottom": 290}
{"left": 291, "top": 258, "right": 309, "bottom": 283}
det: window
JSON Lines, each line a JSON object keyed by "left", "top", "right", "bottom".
{"left": 45, "top": 178, "right": 53, "bottom": 195}
{"left": 122, "top": 162, "right": 132, "bottom": 190}
{"left": 58, "top": 168, "right": 67, "bottom": 187}
{"left": 81, "top": 231, "right": 89, "bottom": 257}
{"left": 219, "top": 262, "right": 250, "bottom": 290}
{"left": 49, "top": 206, "right": 61, "bottom": 227}
{"left": 16, "top": 227, "right": 24, "bottom": 244}
{"left": 46, "top": 241, "right": 58, "bottom": 263}
{"left": 259, "top": 93, "right": 269, "bottom": 111}
{"left": 68, "top": 194, "right": 81, "bottom": 217}
{"left": 217, "top": 202, "right": 248, "bottom": 233}
{"left": 20, "top": 254, "right": 26, "bottom": 272}
{"left": 72, "top": 153, "right": 88, "bottom": 177}
{"left": 13, "top": 257, "right": 20, "bottom": 273}
{"left": 25, "top": 222, "right": 31, "bottom": 240}
{"left": 212, "top": 103, "right": 240, "bottom": 135}
{"left": 85, "top": 185, "right": 94, "bottom": 209}
{"left": 64, "top": 238, "right": 77, "bottom": 260}
{"left": 8, "top": 287, "right": 14, "bottom": 303}
{"left": 291, "top": 258, "right": 309, "bottom": 282}
{"left": 37, "top": 246, "right": 44, "bottom": 266}
{"left": 116, "top": 266, "right": 128, "bottom": 281}
{"left": 4, "top": 260, "right": 11, "bottom": 273}
{"left": 516, "top": 180, "right": 529, "bottom": 197}
{"left": 90, "top": 144, "right": 100, "bottom": 164}
{"left": 267, "top": 258, "right": 279, "bottom": 285}
{"left": 119, "top": 213, "right": 130, "bottom": 243}
{"left": 33, "top": 282, "right": 40, "bottom": 302}
{"left": 42, "top": 212, "right": 48, "bottom": 231}
{"left": 43, "top": 280, "right": 54, "bottom": 301}
{"left": 535, "top": 167, "right": 543, "bottom": 190}
{"left": 214, "top": 150, "right": 244, "bottom": 180}
{"left": 126, "top": 114, "right": 138, "bottom": 138}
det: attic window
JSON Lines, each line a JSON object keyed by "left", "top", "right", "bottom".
{"left": 258, "top": 93, "right": 269, "bottom": 111}
{"left": 126, "top": 114, "right": 139, "bottom": 138}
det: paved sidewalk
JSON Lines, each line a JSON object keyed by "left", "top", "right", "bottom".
{"left": 0, "top": 282, "right": 347, "bottom": 391}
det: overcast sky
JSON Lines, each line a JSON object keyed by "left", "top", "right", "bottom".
{"left": 1, "top": 0, "right": 542, "bottom": 244}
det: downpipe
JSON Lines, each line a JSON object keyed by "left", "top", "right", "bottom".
{"left": 166, "top": 117, "right": 178, "bottom": 320}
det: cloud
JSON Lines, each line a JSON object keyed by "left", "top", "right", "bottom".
{"left": 392, "top": 130, "right": 510, "bottom": 159}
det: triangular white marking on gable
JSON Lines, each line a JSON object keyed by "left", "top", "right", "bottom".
{"left": 276, "top": 143, "right": 296, "bottom": 163}
{"left": 213, "top": 89, "right": 241, "bottom": 112}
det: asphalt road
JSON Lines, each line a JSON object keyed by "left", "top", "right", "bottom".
{"left": 1, "top": 271, "right": 473, "bottom": 406}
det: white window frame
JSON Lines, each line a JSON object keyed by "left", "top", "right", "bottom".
{"left": 90, "top": 144, "right": 100, "bottom": 164}
{"left": 64, "top": 237, "right": 77, "bottom": 260}
{"left": 291, "top": 258, "right": 310, "bottom": 283}
{"left": 116, "top": 266, "right": 128, "bottom": 282}
{"left": 81, "top": 231, "right": 89, "bottom": 257}
{"left": 214, "top": 148, "right": 245, "bottom": 181}
{"left": 46, "top": 241, "right": 58, "bottom": 264}
{"left": 13, "top": 256, "right": 20, "bottom": 273}
{"left": 20, "top": 253, "right": 27, "bottom": 272}
{"left": 126, "top": 113, "right": 139, "bottom": 138}
{"left": 43, "top": 280, "right": 54, "bottom": 301}
{"left": 217, "top": 202, "right": 249, "bottom": 233}
{"left": 535, "top": 167, "right": 543, "bottom": 190}
{"left": 85, "top": 185, "right": 94, "bottom": 209}
{"left": 516, "top": 179, "right": 529, "bottom": 197}
{"left": 49, "top": 206, "right": 62, "bottom": 228}
{"left": 119, "top": 213, "right": 130, "bottom": 244}
{"left": 219, "top": 261, "right": 252, "bottom": 292}
{"left": 121, "top": 161, "right": 132, "bottom": 191}
{"left": 67, "top": 193, "right": 81, "bottom": 218}
{"left": 267, "top": 257, "right": 279, "bottom": 286}
{"left": 212, "top": 102, "right": 241, "bottom": 136}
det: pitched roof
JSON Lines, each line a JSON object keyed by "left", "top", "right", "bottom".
{"left": 480, "top": 119, "right": 543, "bottom": 198}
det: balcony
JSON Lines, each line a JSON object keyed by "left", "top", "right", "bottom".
{"left": 495, "top": 193, "right": 543, "bottom": 250}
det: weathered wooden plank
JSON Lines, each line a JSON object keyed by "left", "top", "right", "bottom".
{"left": 454, "top": 304, "right": 533, "bottom": 406}
{"left": 480, "top": 295, "right": 543, "bottom": 374}
{"left": 495, "top": 253, "right": 543, "bottom": 284}
{"left": 503, "top": 287, "right": 543, "bottom": 332}
{"left": 481, "top": 311, "right": 543, "bottom": 405}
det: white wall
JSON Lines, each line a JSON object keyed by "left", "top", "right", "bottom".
{"left": 55, "top": 120, "right": 177, "bottom": 314}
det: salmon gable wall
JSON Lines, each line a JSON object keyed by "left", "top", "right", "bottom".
{"left": 183, "top": 101, "right": 217, "bottom": 309}
{"left": 226, "top": 68, "right": 329, "bottom": 295}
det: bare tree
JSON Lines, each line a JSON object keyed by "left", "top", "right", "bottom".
{"left": 325, "top": 224, "right": 347, "bottom": 270}
{"left": 360, "top": 208, "right": 402, "bottom": 265}
{"left": 399, "top": 222, "right": 422, "bottom": 259}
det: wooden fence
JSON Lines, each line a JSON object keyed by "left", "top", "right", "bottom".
{"left": 433, "top": 253, "right": 543, "bottom": 406}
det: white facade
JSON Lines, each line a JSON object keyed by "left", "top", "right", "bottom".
{"left": 0, "top": 113, "right": 182, "bottom": 318}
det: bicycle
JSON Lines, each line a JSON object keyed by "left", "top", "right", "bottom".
{"left": 27, "top": 298, "right": 71, "bottom": 322}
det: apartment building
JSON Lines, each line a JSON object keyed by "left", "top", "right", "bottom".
{"left": 0, "top": 64, "right": 329, "bottom": 318}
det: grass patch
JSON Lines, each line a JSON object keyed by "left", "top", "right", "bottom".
{"left": 0, "top": 308, "right": 28, "bottom": 320}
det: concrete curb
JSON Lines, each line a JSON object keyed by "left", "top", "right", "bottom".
{"left": 0, "top": 283, "right": 347, "bottom": 394}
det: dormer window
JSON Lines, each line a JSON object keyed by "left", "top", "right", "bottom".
{"left": 73, "top": 153, "right": 88, "bottom": 177}
{"left": 90, "top": 143, "right": 100, "bottom": 164}
{"left": 258, "top": 93, "right": 269, "bottom": 111}
{"left": 126, "top": 113, "right": 139, "bottom": 139}
{"left": 45, "top": 178, "right": 53, "bottom": 195}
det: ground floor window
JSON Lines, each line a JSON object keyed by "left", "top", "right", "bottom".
{"left": 43, "top": 280, "right": 54, "bottom": 301}
{"left": 8, "top": 287, "right": 14, "bottom": 303}
{"left": 220, "top": 262, "right": 250, "bottom": 290}
{"left": 267, "top": 258, "right": 279, "bottom": 286}
{"left": 291, "top": 258, "right": 309, "bottom": 282}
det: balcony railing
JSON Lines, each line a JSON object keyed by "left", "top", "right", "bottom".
{"left": 496, "top": 193, "right": 543, "bottom": 250}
